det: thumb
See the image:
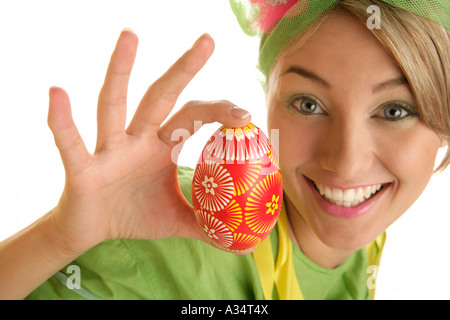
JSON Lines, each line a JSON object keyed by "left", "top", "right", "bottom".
{"left": 47, "top": 86, "right": 91, "bottom": 176}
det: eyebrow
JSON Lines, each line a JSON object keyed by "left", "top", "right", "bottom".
{"left": 282, "top": 65, "right": 409, "bottom": 94}
{"left": 282, "top": 66, "right": 330, "bottom": 89}
{"left": 373, "top": 76, "right": 409, "bottom": 93}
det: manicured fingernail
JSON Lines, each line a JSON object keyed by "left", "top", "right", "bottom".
{"left": 231, "top": 106, "right": 251, "bottom": 120}
{"left": 121, "top": 27, "right": 134, "bottom": 34}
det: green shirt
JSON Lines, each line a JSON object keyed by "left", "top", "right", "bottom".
{"left": 26, "top": 167, "right": 369, "bottom": 300}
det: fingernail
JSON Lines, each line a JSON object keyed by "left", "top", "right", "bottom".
{"left": 121, "top": 27, "right": 134, "bottom": 34}
{"left": 231, "top": 106, "right": 251, "bottom": 120}
{"left": 192, "top": 33, "right": 213, "bottom": 48}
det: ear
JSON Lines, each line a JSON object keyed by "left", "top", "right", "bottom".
{"left": 440, "top": 139, "right": 448, "bottom": 148}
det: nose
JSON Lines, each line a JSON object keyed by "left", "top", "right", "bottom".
{"left": 317, "top": 116, "right": 374, "bottom": 180}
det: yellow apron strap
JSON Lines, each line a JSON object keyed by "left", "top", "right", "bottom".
{"left": 252, "top": 205, "right": 304, "bottom": 300}
{"left": 251, "top": 233, "right": 276, "bottom": 300}
{"left": 365, "top": 232, "right": 386, "bottom": 300}
{"left": 253, "top": 203, "right": 386, "bottom": 300}
{"left": 274, "top": 208, "right": 304, "bottom": 300}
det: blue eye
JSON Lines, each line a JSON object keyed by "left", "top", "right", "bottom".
{"left": 384, "top": 106, "right": 406, "bottom": 119}
{"left": 289, "top": 95, "right": 325, "bottom": 115}
{"left": 376, "top": 102, "right": 417, "bottom": 121}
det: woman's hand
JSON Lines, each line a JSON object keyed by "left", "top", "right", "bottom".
{"left": 47, "top": 30, "right": 251, "bottom": 255}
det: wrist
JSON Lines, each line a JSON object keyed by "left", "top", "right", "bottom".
{"left": 43, "top": 206, "right": 99, "bottom": 258}
{"left": 0, "top": 209, "right": 92, "bottom": 299}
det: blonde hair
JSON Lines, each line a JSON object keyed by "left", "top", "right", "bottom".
{"left": 267, "top": 0, "right": 450, "bottom": 171}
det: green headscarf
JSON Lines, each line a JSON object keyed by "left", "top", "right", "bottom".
{"left": 229, "top": 0, "right": 450, "bottom": 88}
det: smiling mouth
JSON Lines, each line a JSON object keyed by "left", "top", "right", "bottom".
{"left": 310, "top": 180, "right": 385, "bottom": 208}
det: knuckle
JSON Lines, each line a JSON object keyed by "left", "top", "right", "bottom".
{"left": 147, "top": 82, "right": 179, "bottom": 106}
{"left": 181, "top": 100, "right": 202, "bottom": 110}
{"left": 57, "top": 128, "right": 84, "bottom": 153}
{"left": 98, "top": 92, "right": 128, "bottom": 109}
{"left": 213, "top": 99, "right": 233, "bottom": 106}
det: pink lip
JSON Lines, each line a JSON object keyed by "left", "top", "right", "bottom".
{"left": 304, "top": 177, "right": 389, "bottom": 219}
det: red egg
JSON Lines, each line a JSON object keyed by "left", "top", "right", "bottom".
{"left": 192, "top": 123, "right": 283, "bottom": 251}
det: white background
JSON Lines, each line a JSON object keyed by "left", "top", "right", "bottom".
{"left": 0, "top": 0, "right": 449, "bottom": 299}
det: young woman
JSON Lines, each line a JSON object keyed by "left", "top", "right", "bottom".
{"left": 0, "top": 0, "right": 448, "bottom": 299}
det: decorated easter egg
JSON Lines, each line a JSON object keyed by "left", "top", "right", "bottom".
{"left": 192, "top": 123, "right": 282, "bottom": 252}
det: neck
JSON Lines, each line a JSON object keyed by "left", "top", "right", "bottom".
{"left": 285, "top": 198, "right": 354, "bottom": 269}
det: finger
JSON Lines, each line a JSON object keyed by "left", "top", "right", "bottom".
{"left": 47, "top": 86, "right": 91, "bottom": 176}
{"left": 126, "top": 33, "right": 215, "bottom": 137}
{"left": 96, "top": 29, "right": 138, "bottom": 152}
{"left": 158, "top": 100, "right": 251, "bottom": 148}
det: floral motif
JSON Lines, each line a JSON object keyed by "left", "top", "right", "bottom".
{"left": 193, "top": 161, "right": 234, "bottom": 212}
{"left": 265, "top": 194, "right": 280, "bottom": 215}
{"left": 232, "top": 233, "right": 261, "bottom": 251}
{"left": 225, "top": 163, "right": 261, "bottom": 196}
{"left": 193, "top": 123, "right": 283, "bottom": 251}
{"left": 202, "top": 176, "right": 218, "bottom": 195}
{"left": 245, "top": 173, "right": 282, "bottom": 234}
{"left": 195, "top": 210, "right": 234, "bottom": 249}
{"left": 204, "top": 123, "right": 270, "bottom": 163}
{"left": 218, "top": 199, "right": 243, "bottom": 232}
{"left": 247, "top": 127, "right": 270, "bottom": 161}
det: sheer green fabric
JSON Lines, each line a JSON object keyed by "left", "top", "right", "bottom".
{"left": 229, "top": 0, "right": 450, "bottom": 87}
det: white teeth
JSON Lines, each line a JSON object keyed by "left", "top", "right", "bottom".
{"left": 332, "top": 188, "right": 343, "bottom": 201}
{"left": 314, "top": 182, "right": 383, "bottom": 207}
{"left": 343, "top": 189, "right": 355, "bottom": 202}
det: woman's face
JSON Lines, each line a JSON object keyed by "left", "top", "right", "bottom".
{"left": 267, "top": 11, "right": 444, "bottom": 250}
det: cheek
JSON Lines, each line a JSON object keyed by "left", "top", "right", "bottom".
{"left": 375, "top": 123, "right": 441, "bottom": 209}
{"left": 268, "top": 106, "right": 321, "bottom": 171}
